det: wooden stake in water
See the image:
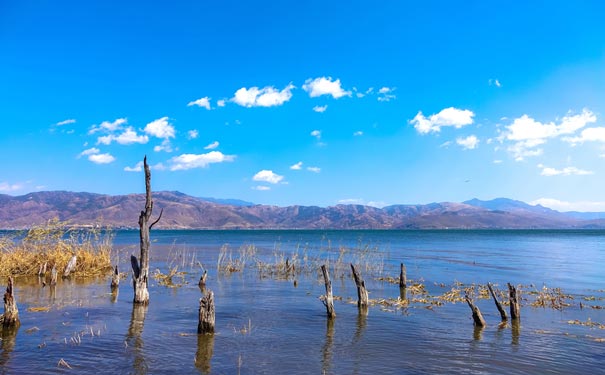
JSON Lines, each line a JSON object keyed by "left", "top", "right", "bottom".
{"left": 1, "top": 277, "right": 20, "bottom": 328}
{"left": 111, "top": 265, "right": 120, "bottom": 290}
{"left": 465, "top": 294, "right": 486, "bottom": 327}
{"left": 508, "top": 283, "right": 521, "bottom": 320}
{"left": 350, "top": 264, "right": 369, "bottom": 307}
{"left": 399, "top": 263, "right": 407, "bottom": 288}
{"left": 198, "top": 290, "right": 215, "bottom": 334}
{"left": 487, "top": 283, "right": 507, "bottom": 321}
{"left": 321, "top": 265, "right": 336, "bottom": 319}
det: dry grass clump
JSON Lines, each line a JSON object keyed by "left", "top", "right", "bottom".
{"left": 529, "top": 286, "right": 573, "bottom": 310}
{"left": 217, "top": 244, "right": 257, "bottom": 274}
{"left": 0, "top": 218, "right": 113, "bottom": 277}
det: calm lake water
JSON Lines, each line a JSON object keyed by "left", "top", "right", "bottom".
{"left": 2, "top": 230, "right": 604, "bottom": 374}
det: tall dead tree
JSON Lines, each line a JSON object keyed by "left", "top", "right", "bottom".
{"left": 131, "top": 156, "right": 162, "bottom": 305}
{"left": 1, "top": 277, "right": 20, "bottom": 328}
{"left": 320, "top": 265, "right": 336, "bottom": 318}
{"left": 350, "top": 264, "right": 369, "bottom": 307}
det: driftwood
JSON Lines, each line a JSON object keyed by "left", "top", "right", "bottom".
{"left": 131, "top": 156, "right": 162, "bottom": 305}
{"left": 487, "top": 283, "right": 507, "bottom": 321}
{"left": 63, "top": 255, "right": 77, "bottom": 278}
{"left": 198, "top": 291, "right": 215, "bottom": 334}
{"left": 1, "top": 277, "right": 20, "bottom": 328}
{"left": 399, "top": 263, "right": 407, "bottom": 288}
{"left": 508, "top": 283, "right": 521, "bottom": 320}
{"left": 111, "top": 265, "right": 120, "bottom": 290}
{"left": 320, "top": 265, "right": 336, "bottom": 318}
{"left": 465, "top": 294, "right": 486, "bottom": 327}
{"left": 350, "top": 264, "right": 369, "bottom": 307}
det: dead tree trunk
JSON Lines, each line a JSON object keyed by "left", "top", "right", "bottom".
{"left": 111, "top": 265, "right": 120, "bottom": 290}
{"left": 198, "top": 291, "right": 215, "bottom": 334}
{"left": 320, "top": 265, "right": 336, "bottom": 319}
{"left": 399, "top": 263, "right": 407, "bottom": 288}
{"left": 50, "top": 265, "right": 58, "bottom": 286}
{"left": 198, "top": 270, "right": 207, "bottom": 290}
{"left": 63, "top": 255, "right": 77, "bottom": 278}
{"left": 131, "top": 156, "right": 162, "bottom": 305}
{"left": 350, "top": 264, "right": 369, "bottom": 307}
{"left": 508, "top": 283, "right": 521, "bottom": 320}
{"left": 465, "top": 294, "right": 486, "bottom": 327}
{"left": 487, "top": 283, "right": 507, "bottom": 321}
{"left": 1, "top": 277, "right": 19, "bottom": 328}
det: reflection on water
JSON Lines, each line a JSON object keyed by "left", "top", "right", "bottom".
{"left": 0, "top": 326, "right": 18, "bottom": 369}
{"left": 321, "top": 318, "right": 334, "bottom": 375}
{"left": 473, "top": 325, "right": 484, "bottom": 341}
{"left": 195, "top": 333, "right": 214, "bottom": 374}
{"left": 512, "top": 320, "right": 521, "bottom": 347}
{"left": 126, "top": 304, "right": 148, "bottom": 375}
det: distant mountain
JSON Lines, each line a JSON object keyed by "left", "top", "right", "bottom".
{"left": 563, "top": 211, "right": 605, "bottom": 220}
{"left": 0, "top": 191, "right": 602, "bottom": 230}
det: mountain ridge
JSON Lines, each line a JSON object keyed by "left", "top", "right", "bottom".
{"left": 0, "top": 191, "right": 603, "bottom": 230}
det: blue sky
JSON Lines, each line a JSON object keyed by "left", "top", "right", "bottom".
{"left": 1, "top": 1, "right": 605, "bottom": 211}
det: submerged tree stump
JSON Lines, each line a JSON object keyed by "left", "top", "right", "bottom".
{"left": 399, "top": 263, "right": 407, "bottom": 288}
{"left": 350, "top": 264, "right": 369, "bottom": 307}
{"left": 111, "top": 265, "right": 120, "bottom": 290}
{"left": 321, "top": 265, "right": 336, "bottom": 319}
{"left": 1, "top": 277, "right": 20, "bottom": 328}
{"left": 63, "top": 255, "right": 77, "bottom": 278}
{"left": 465, "top": 294, "right": 486, "bottom": 327}
{"left": 131, "top": 156, "right": 162, "bottom": 305}
{"left": 487, "top": 283, "right": 507, "bottom": 321}
{"left": 198, "top": 291, "right": 215, "bottom": 334}
{"left": 508, "top": 283, "right": 521, "bottom": 320}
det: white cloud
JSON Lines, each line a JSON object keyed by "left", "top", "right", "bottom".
{"left": 539, "top": 165, "right": 594, "bottom": 176}
{"left": 232, "top": 84, "right": 294, "bottom": 107}
{"left": 311, "top": 130, "right": 321, "bottom": 139}
{"left": 187, "top": 97, "right": 212, "bottom": 110}
{"left": 154, "top": 139, "right": 173, "bottom": 153}
{"left": 530, "top": 198, "right": 605, "bottom": 212}
{"left": 56, "top": 119, "right": 76, "bottom": 126}
{"left": 307, "top": 166, "right": 321, "bottom": 173}
{"left": 410, "top": 107, "right": 475, "bottom": 134}
{"left": 204, "top": 141, "right": 219, "bottom": 150}
{"left": 290, "top": 161, "right": 303, "bottom": 170}
{"left": 493, "top": 159, "right": 503, "bottom": 164}
{"left": 89, "top": 118, "right": 127, "bottom": 134}
{"left": 377, "top": 87, "right": 396, "bottom": 102}
{"left": 97, "top": 127, "right": 149, "bottom": 145}
{"left": 217, "top": 99, "right": 226, "bottom": 107}
{"left": 89, "top": 153, "right": 116, "bottom": 164}
{"left": 489, "top": 79, "right": 502, "bottom": 88}
{"left": 507, "top": 140, "right": 544, "bottom": 161}
{"left": 78, "top": 147, "right": 100, "bottom": 157}
{"left": 0, "top": 182, "right": 23, "bottom": 192}
{"left": 337, "top": 198, "right": 387, "bottom": 208}
{"left": 564, "top": 127, "right": 605, "bottom": 145}
{"left": 169, "top": 151, "right": 235, "bottom": 171}
{"left": 253, "top": 170, "right": 284, "bottom": 184}
{"left": 124, "top": 161, "right": 143, "bottom": 172}
{"left": 144, "top": 117, "right": 175, "bottom": 139}
{"left": 313, "top": 105, "right": 328, "bottom": 113}
{"left": 302, "top": 77, "right": 351, "bottom": 99}
{"left": 353, "top": 131, "right": 363, "bottom": 136}
{"left": 252, "top": 185, "right": 271, "bottom": 191}
{"left": 188, "top": 130, "right": 199, "bottom": 139}
{"left": 456, "top": 135, "right": 479, "bottom": 150}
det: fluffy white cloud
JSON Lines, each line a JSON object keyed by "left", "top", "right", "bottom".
{"left": 124, "top": 161, "right": 143, "bottom": 172}
{"left": 311, "top": 130, "right": 321, "bottom": 139}
{"left": 89, "top": 118, "right": 127, "bottom": 134}
{"left": 303, "top": 77, "right": 351, "bottom": 99}
{"left": 0, "top": 182, "right": 23, "bottom": 192}
{"left": 410, "top": 107, "right": 475, "bottom": 134}
{"left": 154, "top": 139, "right": 173, "bottom": 153}
{"left": 377, "top": 87, "right": 396, "bottom": 102}
{"left": 530, "top": 198, "right": 605, "bottom": 212}
{"left": 78, "top": 147, "right": 100, "bottom": 157}
{"left": 217, "top": 99, "right": 226, "bottom": 107}
{"left": 88, "top": 153, "right": 116, "bottom": 164}
{"left": 456, "top": 135, "right": 479, "bottom": 150}
{"left": 538, "top": 164, "right": 594, "bottom": 176}
{"left": 313, "top": 105, "right": 328, "bottom": 113}
{"left": 97, "top": 127, "right": 149, "bottom": 145}
{"left": 188, "top": 130, "right": 199, "bottom": 139}
{"left": 353, "top": 131, "right": 363, "bottom": 136}
{"left": 232, "top": 84, "right": 294, "bottom": 107}
{"left": 253, "top": 170, "right": 284, "bottom": 184}
{"left": 307, "top": 166, "right": 321, "bottom": 173}
{"left": 489, "top": 79, "right": 502, "bottom": 88}
{"left": 204, "top": 141, "right": 219, "bottom": 150}
{"left": 187, "top": 97, "right": 212, "bottom": 110}
{"left": 56, "top": 119, "right": 76, "bottom": 126}
{"left": 169, "top": 151, "right": 235, "bottom": 171}
{"left": 144, "top": 117, "right": 175, "bottom": 139}
{"left": 290, "top": 161, "right": 303, "bottom": 170}
{"left": 252, "top": 185, "right": 271, "bottom": 191}
{"left": 564, "top": 127, "right": 605, "bottom": 144}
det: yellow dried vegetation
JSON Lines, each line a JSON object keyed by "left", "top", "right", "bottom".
{"left": 0, "top": 218, "right": 113, "bottom": 278}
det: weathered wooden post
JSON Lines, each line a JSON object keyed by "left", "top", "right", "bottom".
{"left": 487, "top": 282, "right": 507, "bottom": 321}
{"left": 198, "top": 291, "right": 215, "bottom": 334}
{"left": 465, "top": 294, "right": 486, "bottom": 327}
{"left": 131, "top": 156, "right": 163, "bottom": 305}
{"left": 399, "top": 263, "right": 407, "bottom": 288}
{"left": 508, "top": 283, "right": 521, "bottom": 320}
{"left": 1, "top": 277, "right": 20, "bottom": 328}
{"left": 350, "top": 264, "right": 369, "bottom": 307}
{"left": 320, "top": 265, "right": 336, "bottom": 318}
{"left": 111, "top": 265, "right": 120, "bottom": 290}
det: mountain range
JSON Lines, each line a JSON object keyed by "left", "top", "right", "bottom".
{"left": 0, "top": 191, "right": 603, "bottom": 230}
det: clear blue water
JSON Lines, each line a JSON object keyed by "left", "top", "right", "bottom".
{"left": 2, "top": 230, "right": 604, "bottom": 374}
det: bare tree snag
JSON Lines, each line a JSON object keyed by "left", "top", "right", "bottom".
{"left": 1, "top": 277, "right": 20, "bottom": 328}
{"left": 63, "top": 255, "right": 77, "bottom": 278}
{"left": 111, "top": 265, "right": 120, "bottom": 290}
{"left": 465, "top": 294, "right": 486, "bottom": 327}
{"left": 399, "top": 263, "right": 407, "bottom": 288}
{"left": 198, "top": 291, "right": 215, "bottom": 334}
{"left": 50, "top": 265, "right": 58, "bottom": 286}
{"left": 350, "top": 264, "right": 369, "bottom": 307}
{"left": 508, "top": 283, "right": 521, "bottom": 320}
{"left": 131, "top": 156, "right": 162, "bottom": 305}
{"left": 487, "top": 283, "right": 507, "bottom": 321}
{"left": 198, "top": 270, "right": 207, "bottom": 290}
{"left": 320, "top": 265, "right": 336, "bottom": 319}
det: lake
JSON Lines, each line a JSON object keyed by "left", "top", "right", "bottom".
{"left": 2, "top": 230, "right": 604, "bottom": 374}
